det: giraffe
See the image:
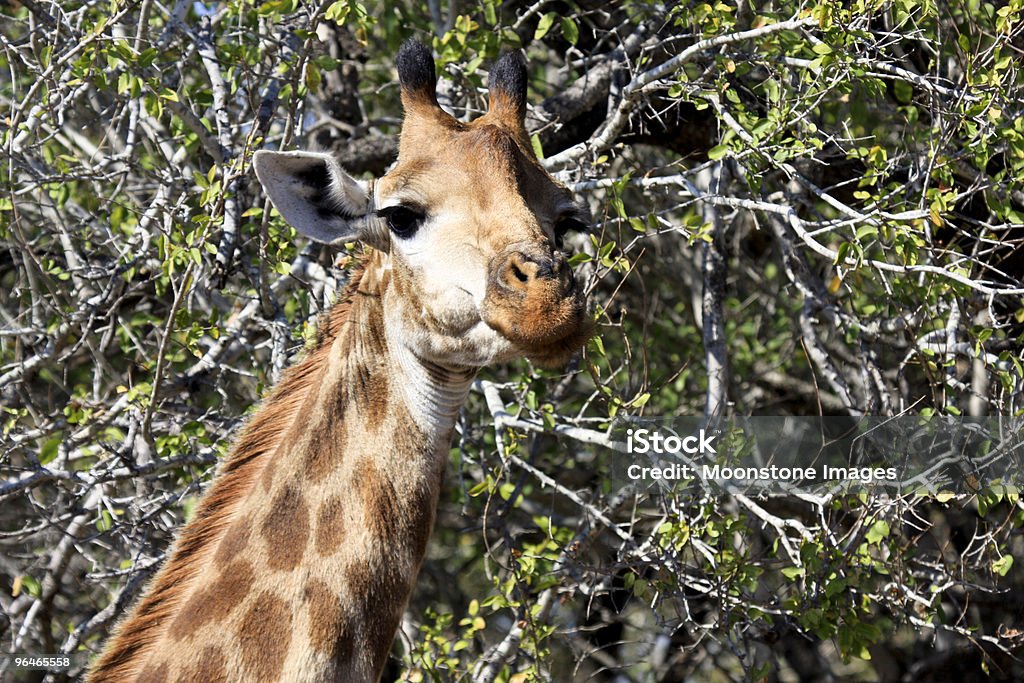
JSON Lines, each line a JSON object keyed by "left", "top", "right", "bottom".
{"left": 87, "top": 40, "right": 591, "bottom": 683}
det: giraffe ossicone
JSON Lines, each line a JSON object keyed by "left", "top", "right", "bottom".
{"left": 88, "top": 40, "right": 591, "bottom": 683}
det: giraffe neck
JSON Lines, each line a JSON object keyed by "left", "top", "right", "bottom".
{"left": 89, "top": 252, "right": 477, "bottom": 683}
{"left": 392, "top": 339, "right": 476, "bottom": 429}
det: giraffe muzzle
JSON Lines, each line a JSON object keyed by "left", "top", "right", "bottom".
{"left": 480, "top": 244, "right": 590, "bottom": 365}
{"left": 493, "top": 247, "right": 574, "bottom": 298}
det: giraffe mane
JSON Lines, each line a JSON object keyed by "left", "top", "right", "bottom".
{"left": 88, "top": 264, "right": 368, "bottom": 681}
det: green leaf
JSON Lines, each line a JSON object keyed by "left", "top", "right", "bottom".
{"left": 707, "top": 144, "right": 729, "bottom": 160}
{"left": 97, "top": 509, "right": 113, "bottom": 532}
{"left": 530, "top": 133, "right": 544, "bottom": 160}
{"left": 305, "top": 63, "right": 322, "bottom": 92}
{"left": 325, "top": 1, "right": 351, "bottom": 23}
{"left": 19, "top": 575, "right": 41, "bottom": 599}
{"left": 534, "top": 12, "right": 556, "bottom": 40}
{"left": 561, "top": 17, "right": 579, "bottom": 45}
{"left": 314, "top": 56, "right": 340, "bottom": 71}
{"left": 40, "top": 435, "right": 61, "bottom": 464}
{"left": 781, "top": 566, "right": 805, "bottom": 579}
{"left": 992, "top": 555, "right": 1013, "bottom": 576}
{"left": 567, "top": 252, "right": 592, "bottom": 265}
{"left": 855, "top": 226, "right": 878, "bottom": 240}
{"left": 825, "top": 578, "right": 847, "bottom": 598}
{"left": 137, "top": 48, "right": 158, "bottom": 68}
{"left": 865, "top": 520, "right": 890, "bottom": 545}
{"left": 893, "top": 80, "right": 913, "bottom": 104}
{"left": 835, "top": 240, "right": 852, "bottom": 264}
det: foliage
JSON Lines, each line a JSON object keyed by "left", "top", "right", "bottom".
{"left": 2, "top": 0, "right": 1023, "bottom": 681}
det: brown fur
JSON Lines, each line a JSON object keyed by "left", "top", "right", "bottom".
{"left": 236, "top": 591, "right": 292, "bottom": 681}
{"left": 354, "top": 457, "right": 400, "bottom": 540}
{"left": 314, "top": 495, "right": 347, "bottom": 555}
{"left": 304, "top": 400, "right": 347, "bottom": 483}
{"left": 348, "top": 296, "right": 390, "bottom": 430}
{"left": 261, "top": 482, "right": 311, "bottom": 571}
{"left": 212, "top": 520, "right": 249, "bottom": 565}
{"left": 304, "top": 578, "right": 349, "bottom": 657}
{"left": 167, "top": 559, "right": 254, "bottom": 639}
{"left": 360, "top": 368, "right": 390, "bottom": 430}
{"left": 86, "top": 268, "right": 368, "bottom": 682}
{"left": 185, "top": 647, "right": 227, "bottom": 682}
{"left": 482, "top": 91, "right": 530, "bottom": 145}
{"left": 135, "top": 661, "right": 167, "bottom": 683}
{"left": 343, "top": 558, "right": 408, "bottom": 676}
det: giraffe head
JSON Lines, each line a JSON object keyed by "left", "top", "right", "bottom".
{"left": 254, "top": 41, "right": 590, "bottom": 368}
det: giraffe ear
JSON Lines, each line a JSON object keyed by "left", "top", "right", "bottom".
{"left": 396, "top": 40, "right": 439, "bottom": 111}
{"left": 487, "top": 50, "right": 528, "bottom": 129}
{"left": 254, "top": 150, "right": 378, "bottom": 246}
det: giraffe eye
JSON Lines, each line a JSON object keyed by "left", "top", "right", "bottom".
{"left": 378, "top": 205, "right": 425, "bottom": 239}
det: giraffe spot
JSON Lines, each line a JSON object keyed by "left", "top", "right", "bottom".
{"left": 304, "top": 412, "right": 347, "bottom": 484}
{"left": 183, "top": 646, "right": 227, "bottom": 682}
{"left": 213, "top": 520, "right": 250, "bottom": 565}
{"left": 382, "top": 405, "right": 439, "bottom": 558}
{"left": 168, "top": 560, "right": 255, "bottom": 640}
{"left": 262, "top": 483, "right": 310, "bottom": 571}
{"left": 363, "top": 300, "right": 388, "bottom": 357}
{"left": 315, "top": 496, "right": 347, "bottom": 556}
{"left": 238, "top": 591, "right": 292, "bottom": 682}
{"left": 393, "top": 402, "right": 429, "bottom": 455}
{"left": 363, "top": 368, "right": 390, "bottom": 430}
{"left": 344, "top": 559, "right": 406, "bottom": 676}
{"left": 345, "top": 560, "right": 407, "bottom": 623}
{"left": 304, "top": 578, "right": 354, "bottom": 662}
{"left": 350, "top": 303, "right": 390, "bottom": 430}
{"left": 258, "top": 438, "right": 299, "bottom": 493}
{"left": 351, "top": 361, "right": 389, "bottom": 432}
{"left": 407, "top": 483, "right": 438, "bottom": 560}
{"left": 136, "top": 661, "right": 168, "bottom": 683}
{"left": 354, "top": 458, "right": 400, "bottom": 540}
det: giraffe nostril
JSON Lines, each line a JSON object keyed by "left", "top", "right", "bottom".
{"left": 511, "top": 263, "right": 529, "bottom": 283}
{"left": 496, "top": 248, "right": 570, "bottom": 293}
